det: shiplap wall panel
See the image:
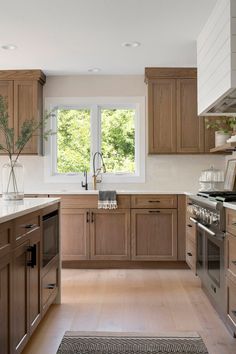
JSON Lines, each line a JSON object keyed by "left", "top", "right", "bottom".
{"left": 197, "top": 0, "right": 234, "bottom": 115}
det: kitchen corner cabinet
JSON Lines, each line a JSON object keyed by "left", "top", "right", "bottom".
{"left": 0, "top": 70, "right": 46, "bottom": 155}
{"left": 145, "top": 68, "right": 215, "bottom": 154}
{"left": 185, "top": 198, "right": 197, "bottom": 273}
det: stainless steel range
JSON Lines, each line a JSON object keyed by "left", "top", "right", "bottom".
{"left": 187, "top": 191, "right": 236, "bottom": 317}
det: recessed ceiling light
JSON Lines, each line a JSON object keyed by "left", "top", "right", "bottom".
{"left": 122, "top": 41, "right": 141, "bottom": 48}
{"left": 88, "top": 67, "right": 101, "bottom": 73}
{"left": 1, "top": 44, "right": 17, "bottom": 50}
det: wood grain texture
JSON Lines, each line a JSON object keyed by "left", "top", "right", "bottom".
{"left": 22, "top": 269, "right": 236, "bottom": 354}
{"left": 61, "top": 260, "right": 187, "bottom": 269}
{"left": 226, "top": 208, "right": 236, "bottom": 236}
{"left": 0, "top": 253, "right": 11, "bottom": 354}
{"left": 148, "top": 79, "right": 177, "bottom": 153}
{"left": 176, "top": 79, "right": 204, "bottom": 153}
{"left": 177, "top": 195, "right": 186, "bottom": 261}
{"left": 131, "top": 195, "right": 177, "bottom": 209}
{"left": 0, "top": 81, "right": 14, "bottom": 155}
{"left": 50, "top": 195, "right": 131, "bottom": 209}
{"left": 0, "top": 221, "right": 13, "bottom": 258}
{"left": 145, "top": 67, "right": 197, "bottom": 82}
{"left": 90, "top": 209, "right": 130, "bottom": 260}
{"left": 131, "top": 209, "right": 177, "bottom": 261}
{"left": 0, "top": 70, "right": 46, "bottom": 84}
{"left": 61, "top": 208, "right": 90, "bottom": 261}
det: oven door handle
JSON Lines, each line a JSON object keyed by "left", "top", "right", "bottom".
{"left": 189, "top": 217, "right": 198, "bottom": 224}
{"left": 198, "top": 222, "right": 216, "bottom": 236}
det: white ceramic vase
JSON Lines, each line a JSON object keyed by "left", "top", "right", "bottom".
{"left": 215, "top": 131, "right": 231, "bottom": 147}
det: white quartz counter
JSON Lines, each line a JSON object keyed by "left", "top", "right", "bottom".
{"left": 25, "top": 190, "right": 192, "bottom": 195}
{"left": 0, "top": 198, "right": 60, "bottom": 224}
{"left": 224, "top": 202, "right": 236, "bottom": 211}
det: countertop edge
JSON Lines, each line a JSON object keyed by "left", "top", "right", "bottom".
{"left": 223, "top": 202, "right": 236, "bottom": 211}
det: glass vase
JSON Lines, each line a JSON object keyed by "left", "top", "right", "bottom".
{"left": 2, "top": 159, "right": 24, "bottom": 200}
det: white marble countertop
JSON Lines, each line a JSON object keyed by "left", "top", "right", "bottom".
{"left": 223, "top": 202, "right": 236, "bottom": 211}
{"left": 0, "top": 198, "right": 60, "bottom": 224}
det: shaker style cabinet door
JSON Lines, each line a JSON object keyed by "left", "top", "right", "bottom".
{"left": 176, "top": 78, "right": 204, "bottom": 153}
{"left": 148, "top": 79, "right": 177, "bottom": 153}
{"left": 90, "top": 209, "right": 131, "bottom": 260}
{"left": 61, "top": 208, "right": 90, "bottom": 261}
{"left": 131, "top": 209, "right": 177, "bottom": 260}
{"left": 0, "top": 81, "right": 14, "bottom": 155}
{"left": 0, "top": 254, "right": 11, "bottom": 354}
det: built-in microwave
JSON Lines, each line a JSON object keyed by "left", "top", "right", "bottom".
{"left": 42, "top": 210, "right": 59, "bottom": 267}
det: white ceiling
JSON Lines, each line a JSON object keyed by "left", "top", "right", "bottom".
{"left": 0, "top": 0, "right": 217, "bottom": 75}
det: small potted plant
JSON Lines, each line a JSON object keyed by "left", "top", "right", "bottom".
{"left": 0, "top": 95, "right": 54, "bottom": 200}
{"left": 205, "top": 117, "right": 236, "bottom": 147}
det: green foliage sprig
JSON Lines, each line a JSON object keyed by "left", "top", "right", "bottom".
{"left": 0, "top": 95, "right": 55, "bottom": 162}
{"left": 205, "top": 117, "right": 236, "bottom": 134}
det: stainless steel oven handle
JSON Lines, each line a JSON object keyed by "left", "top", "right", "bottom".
{"left": 198, "top": 222, "right": 216, "bottom": 236}
{"left": 189, "top": 217, "right": 198, "bottom": 224}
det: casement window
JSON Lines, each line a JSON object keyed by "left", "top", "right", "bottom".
{"left": 44, "top": 97, "right": 145, "bottom": 183}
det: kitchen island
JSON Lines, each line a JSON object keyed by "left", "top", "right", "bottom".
{"left": 0, "top": 197, "right": 60, "bottom": 354}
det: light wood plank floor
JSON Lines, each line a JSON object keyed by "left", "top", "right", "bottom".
{"left": 23, "top": 269, "right": 236, "bottom": 354}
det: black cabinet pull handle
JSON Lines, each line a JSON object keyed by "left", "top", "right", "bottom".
{"left": 232, "top": 310, "right": 236, "bottom": 317}
{"left": 27, "top": 244, "right": 37, "bottom": 268}
{"left": 187, "top": 224, "right": 192, "bottom": 228}
{"left": 22, "top": 223, "right": 37, "bottom": 229}
{"left": 91, "top": 212, "right": 94, "bottom": 223}
{"left": 148, "top": 200, "right": 160, "bottom": 203}
{"left": 86, "top": 212, "right": 90, "bottom": 223}
{"left": 148, "top": 210, "right": 160, "bottom": 213}
{"left": 188, "top": 202, "right": 193, "bottom": 205}
{"left": 232, "top": 222, "right": 236, "bottom": 226}
{"left": 187, "top": 252, "right": 192, "bottom": 257}
{"left": 46, "top": 283, "right": 56, "bottom": 290}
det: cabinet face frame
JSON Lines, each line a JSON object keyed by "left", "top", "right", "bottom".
{"left": 131, "top": 209, "right": 177, "bottom": 261}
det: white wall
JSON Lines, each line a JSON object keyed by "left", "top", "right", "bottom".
{"left": 0, "top": 75, "right": 225, "bottom": 193}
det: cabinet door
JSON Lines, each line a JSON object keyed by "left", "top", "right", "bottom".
{"left": 0, "top": 253, "right": 11, "bottom": 354}
{"left": 148, "top": 79, "right": 177, "bottom": 153}
{"left": 61, "top": 208, "right": 90, "bottom": 261}
{"left": 12, "top": 240, "right": 30, "bottom": 354}
{"left": 0, "top": 81, "right": 14, "bottom": 155}
{"left": 90, "top": 209, "right": 130, "bottom": 260}
{"left": 131, "top": 209, "right": 177, "bottom": 260}
{"left": 29, "top": 230, "right": 41, "bottom": 335}
{"left": 176, "top": 79, "right": 204, "bottom": 153}
{"left": 13, "top": 80, "right": 42, "bottom": 154}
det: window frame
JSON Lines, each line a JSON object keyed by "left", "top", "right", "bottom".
{"left": 44, "top": 96, "right": 145, "bottom": 184}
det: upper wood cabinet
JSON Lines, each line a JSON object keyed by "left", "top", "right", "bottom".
{"left": 145, "top": 67, "right": 214, "bottom": 154}
{"left": 0, "top": 70, "right": 46, "bottom": 155}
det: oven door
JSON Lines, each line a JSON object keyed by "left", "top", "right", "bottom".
{"left": 197, "top": 222, "right": 225, "bottom": 313}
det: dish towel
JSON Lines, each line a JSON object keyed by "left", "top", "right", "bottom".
{"left": 98, "top": 190, "right": 117, "bottom": 209}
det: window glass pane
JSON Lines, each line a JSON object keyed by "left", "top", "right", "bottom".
{"left": 101, "top": 109, "right": 135, "bottom": 173}
{"left": 57, "top": 109, "right": 90, "bottom": 173}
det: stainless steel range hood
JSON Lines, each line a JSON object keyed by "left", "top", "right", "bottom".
{"left": 197, "top": 0, "right": 236, "bottom": 116}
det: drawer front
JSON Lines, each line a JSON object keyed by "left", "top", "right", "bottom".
{"left": 0, "top": 221, "right": 13, "bottom": 257}
{"left": 131, "top": 195, "right": 177, "bottom": 209}
{"left": 186, "top": 215, "right": 197, "bottom": 244}
{"left": 186, "top": 238, "right": 196, "bottom": 272}
{"left": 227, "top": 277, "right": 236, "bottom": 328}
{"left": 14, "top": 213, "right": 40, "bottom": 244}
{"left": 42, "top": 262, "right": 58, "bottom": 307}
{"left": 50, "top": 195, "right": 130, "bottom": 209}
{"left": 226, "top": 208, "right": 236, "bottom": 236}
{"left": 227, "top": 233, "right": 236, "bottom": 278}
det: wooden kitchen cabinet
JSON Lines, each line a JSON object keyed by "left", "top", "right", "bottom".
{"left": 0, "top": 253, "right": 11, "bottom": 354}
{"left": 185, "top": 198, "right": 197, "bottom": 273}
{"left": 145, "top": 67, "right": 213, "bottom": 154}
{"left": 131, "top": 209, "right": 177, "bottom": 260}
{"left": 61, "top": 208, "right": 90, "bottom": 261}
{"left": 0, "top": 70, "right": 46, "bottom": 155}
{"left": 90, "top": 209, "right": 130, "bottom": 260}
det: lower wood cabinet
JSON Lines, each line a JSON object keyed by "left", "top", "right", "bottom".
{"left": 131, "top": 209, "right": 177, "bottom": 260}
{"left": 90, "top": 209, "right": 130, "bottom": 260}
{"left": 0, "top": 253, "right": 11, "bottom": 354}
{"left": 61, "top": 208, "right": 89, "bottom": 261}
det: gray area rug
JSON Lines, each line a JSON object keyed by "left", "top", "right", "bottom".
{"left": 57, "top": 331, "right": 209, "bottom": 354}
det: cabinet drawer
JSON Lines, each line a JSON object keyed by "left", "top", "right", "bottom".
{"left": 226, "top": 233, "right": 236, "bottom": 278}
{"left": 186, "top": 239, "right": 196, "bottom": 272}
{"left": 186, "top": 215, "right": 197, "bottom": 244}
{"left": 0, "top": 221, "right": 13, "bottom": 257}
{"left": 131, "top": 195, "right": 177, "bottom": 208}
{"left": 14, "top": 213, "right": 40, "bottom": 244}
{"left": 227, "top": 277, "right": 236, "bottom": 328}
{"left": 226, "top": 208, "right": 236, "bottom": 236}
{"left": 42, "top": 262, "right": 58, "bottom": 307}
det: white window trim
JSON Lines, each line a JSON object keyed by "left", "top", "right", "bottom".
{"left": 44, "top": 96, "right": 146, "bottom": 184}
